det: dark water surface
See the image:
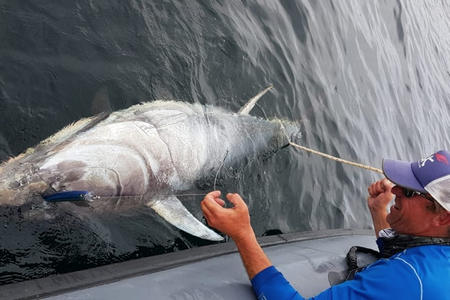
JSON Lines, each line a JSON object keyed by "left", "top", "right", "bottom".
{"left": 1, "top": 0, "right": 450, "bottom": 284}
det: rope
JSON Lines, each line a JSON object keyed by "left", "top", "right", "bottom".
{"left": 289, "top": 141, "right": 383, "bottom": 174}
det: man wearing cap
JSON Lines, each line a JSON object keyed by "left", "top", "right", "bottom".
{"left": 201, "top": 150, "right": 450, "bottom": 299}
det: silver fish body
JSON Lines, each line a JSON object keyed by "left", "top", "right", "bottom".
{"left": 0, "top": 89, "right": 296, "bottom": 240}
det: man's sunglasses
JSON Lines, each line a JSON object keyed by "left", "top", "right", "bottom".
{"left": 401, "top": 187, "right": 435, "bottom": 202}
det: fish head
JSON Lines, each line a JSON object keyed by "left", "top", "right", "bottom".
{"left": 277, "top": 119, "right": 302, "bottom": 145}
{"left": 38, "top": 146, "right": 154, "bottom": 200}
{"left": 39, "top": 161, "right": 124, "bottom": 197}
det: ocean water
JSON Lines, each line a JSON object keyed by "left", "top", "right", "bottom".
{"left": 0, "top": 0, "right": 449, "bottom": 284}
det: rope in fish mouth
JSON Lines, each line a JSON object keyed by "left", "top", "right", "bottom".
{"left": 277, "top": 118, "right": 382, "bottom": 174}
{"left": 289, "top": 141, "right": 383, "bottom": 174}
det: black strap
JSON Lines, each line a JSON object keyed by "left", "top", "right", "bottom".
{"left": 378, "top": 234, "right": 450, "bottom": 258}
{"left": 344, "top": 246, "right": 381, "bottom": 281}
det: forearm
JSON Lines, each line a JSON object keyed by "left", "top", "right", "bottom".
{"left": 233, "top": 229, "right": 272, "bottom": 280}
{"left": 251, "top": 266, "right": 305, "bottom": 300}
{"left": 367, "top": 179, "right": 394, "bottom": 238}
{"left": 234, "top": 231, "right": 304, "bottom": 300}
{"left": 369, "top": 207, "right": 390, "bottom": 238}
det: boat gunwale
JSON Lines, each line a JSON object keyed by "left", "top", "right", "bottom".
{"left": 0, "top": 228, "right": 374, "bottom": 300}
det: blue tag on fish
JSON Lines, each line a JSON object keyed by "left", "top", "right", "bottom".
{"left": 43, "top": 191, "right": 91, "bottom": 202}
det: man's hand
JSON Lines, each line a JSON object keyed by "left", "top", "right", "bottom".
{"left": 367, "top": 178, "right": 394, "bottom": 237}
{"left": 201, "top": 191, "right": 272, "bottom": 279}
{"left": 201, "top": 191, "right": 253, "bottom": 241}
{"left": 367, "top": 178, "right": 394, "bottom": 212}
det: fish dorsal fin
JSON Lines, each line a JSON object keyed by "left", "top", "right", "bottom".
{"left": 4, "top": 112, "right": 110, "bottom": 167}
{"left": 91, "top": 86, "right": 112, "bottom": 115}
{"left": 238, "top": 85, "right": 273, "bottom": 115}
{"left": 31, "top": 112, "right": 109, "bottom": 157}
{"left": 147, "top": 195, "right": 224, "bottom": 241}
{"left": 40, "top": 112, "right": 109, "bottom": 148}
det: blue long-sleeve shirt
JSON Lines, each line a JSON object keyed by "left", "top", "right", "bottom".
{"left": 251, "top": 245, "right": 450, "bottom": 300}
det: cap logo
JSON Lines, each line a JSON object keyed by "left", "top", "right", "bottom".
{"left": 435, "top": 153, "right": 449, "bottom": 165}
{"left": 418, "top": 154, "right": 434, "bottom": 168}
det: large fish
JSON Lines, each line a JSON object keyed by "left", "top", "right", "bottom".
{"left": 0, "top": 87, "right": 297, "bottom": 241}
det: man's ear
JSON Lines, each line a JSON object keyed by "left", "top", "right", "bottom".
{"left": 433, "top": 211, "right": 450, "bottom": 226}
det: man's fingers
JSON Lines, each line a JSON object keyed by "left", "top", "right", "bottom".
{"left": 381, "top": 178, "right": 394, "bottom": 191}
{"left": 226, "top": 193, "right": 246, "bottom": 208}
{"left": 368, "top": 179, "right": 394, "bottom": 197}
{"left": 214, "top": 198, "right": 226, "bottom": 206}
{"left": 205, "top": 190, "right": 221, "bottom": 199}
{"left": 203, "top": 191, "right": 226, "bottom": 212}
{"left": 377, "top": 180, "right": 384, "bottom": 192}
{"left": 203, "top": 191, "right": 222, "bottom": 205}
{"left": 368, "top": 182, "right": 378, "bottom": 196}
{"left": 201, "top": 200, "right": 212, "bottom": 218}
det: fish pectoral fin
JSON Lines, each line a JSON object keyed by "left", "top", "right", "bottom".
{"left": 147, "top": 196, "right": 224, "bottom": 241}
{"left": 238, "top": 85, "right": 273, "bottom": 115}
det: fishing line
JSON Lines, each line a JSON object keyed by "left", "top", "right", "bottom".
{"left": 43, "top": 150, "right": 235, "bottom": 204}
{"left": 43, "top": 142, "right": 381, "bottom": 204}
{"left": 213, "top": 150, "right": 229, "bottom": 191}
{"left": 43, "top": 191, "right": 212, "bottom": 203}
